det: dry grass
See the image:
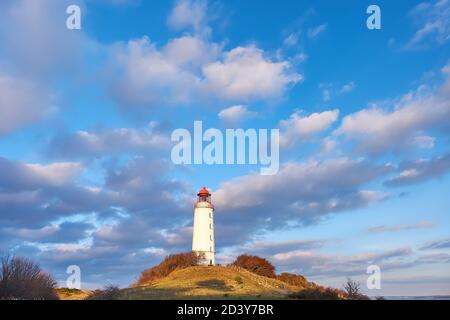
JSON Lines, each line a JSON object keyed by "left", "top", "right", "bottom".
{"left": 134, "top": 252, "right": 202, "bottom": 287}
{"left": 56, "top": 288, "right": 92, "bottom": 300}
{"left": 121, "top": 266, "right": 304, "bottom": 300}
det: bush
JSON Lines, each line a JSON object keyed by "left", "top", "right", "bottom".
{"left": 231, "top": 254, "right": 276, "bottom": 278}
{"left": 0, "top": 256, "right": 58, "bottom": 300}
{"left": 344, "top": 278, "right": 370, "bottom": 300}
{"left": 343, "top": 278, "right": 370, "bottom": 300}
{"left": 134, "top": 252, "right": 203, "bottom": 286}
{"left": 87, "top": 285, "right": 121, "bottom": 300}
{"left": 234, "top": 276, "right": 243, "bottom": 285}
{"left": 289, "top": 287, "right": 343, "bottom": 300}
{"left": 277, "top": 273, "right": 309, "bottom": 288}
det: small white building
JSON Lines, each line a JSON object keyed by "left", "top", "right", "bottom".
{"left": 192, "top": 187, "right": 215, "bottom": 265}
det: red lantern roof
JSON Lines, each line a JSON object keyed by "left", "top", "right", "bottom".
{"left": 197, "top": 187, "right": 210, "bottom": 196}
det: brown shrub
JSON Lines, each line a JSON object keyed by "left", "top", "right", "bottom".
{"left": 343, "top": 278, "right": 370, "bottom": 300}
{"left": 289, "top": 287, "right": 344, "bottom": 300}
{"left": 134, "top": 252, "right": 202, "bottom": 286}
{"left": 0, "top": 256, "right": 58, "bottom": 300}
{"left": 277, "top": 272, "right": 309, "bottom": 288}
{"left": 231, "top": 254, "right": 276, "bottom": 278}
{"left": 87, "top": 285, "right": 121, "bottom": 300}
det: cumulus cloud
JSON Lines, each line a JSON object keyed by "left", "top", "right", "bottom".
{"left": 0, "top": 0, "right": 99, "bottom": 134}
{"left": 167, "top": 0, "right": 210, "bottom": 35}
{"left": 164, "top": 35, "right": 222, "bottom": 67}
{"left": 384, "top": 153, "right": 450, "bottom": 187}
{"left": 0, "top": 0, "right": 94, "bottom": 77}
{"left": 203, "top": 46, "right": 301, "bottom": 101}
{"left": 335, "top": 64, "right": 450, "bottom": 155}
{"left": 106, "top": 37, "right": 301, "bottom": 111}
{"left": 279, "top": 110, "right": 339, "bottom": 148}
{"left": 106, "top": 36, "right": 204, "bottom": 110}
{"left": 218, "top": 105, "right": 256, "bottom": 125}
{"left": 214, "top": 158, "right": 392, "bottom": 235}
{"left": 47, "top": 123, "right": 171, "bottom": 159}
{"left": 0, "top": 156, "right": 189, "bottom": 232}
{"left": 0, "top": 158, "right": 83, "bottom": 191}
{"left": 0, "top": 158, "right": 89, "bottom": 228}
{"left": 0, "top": 155, "right": 195, "bottom": 286}
{"left": 0, "top": 73, "right": 54, "bottom": 136}
{"left": 272, "top": 247, "right": 415, "bottom": 278}
{"left": 2, "top": 222, "right": 94, "bottom": 244}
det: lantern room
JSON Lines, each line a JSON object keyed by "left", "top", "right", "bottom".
{"left": 197, "top": 187, "right": 211, "bottom": 203}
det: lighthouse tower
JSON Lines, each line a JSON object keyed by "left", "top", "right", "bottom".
{"left": 192, "top": 187, "right": 215, "bottom": 266}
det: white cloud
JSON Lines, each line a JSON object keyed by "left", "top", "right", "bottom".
{"left": 322, "top": 88, "right": 331, "bottom": 102}
{"left": 307, "top": 23, "right": 327, "bottom": 39}
{"left": 272, "top": 247, "right": 414, "bottom": 277}
{"left": 164, "top": 35, "right": 222, "bottom": 68}
{"left": 406, "top": 0, "right": 450, "bottom": 49}
{"left": 339, "top": 81, "right": 355, "bottom": 94}
{"left": 368, "top": 221, "right": 436, "bottom": 233}
{"left": 108, "top": 39, "right": 302, "bottom": 110}
{"left": 167, "top": 0, "right": 209, "bottom": 35}
{"left": 384, "top": 153, "right": 450, "bottom": 187}
{"left": 283, "top": 33, "right": 299, "bottom": 47}
{"left": 0, "top": 73, "right": 53, "bottom": 136}
{"left": 48, "top": 123, "right": 171, "bottom": 158}
{"left": 0, "top": 0, "right": 98, "bottom": 135}
{"left": 203, "top": 46, "right": 302, "bottom": 101}
{"left": 218, "top": 105, "right": 256, "bottom": 124}
{"left": 280, "top": 110, "right": 339, "bottom": 148}
{"left": 24, "top": 162, "right": 84, "bottom": 186}
{"left": 293, "top": 52, "right": 308, "bottom": 63}
{"left": 335, "top": 64, "right": 450, "bottom": 154}
{"left": 214, "top": 158, "right": 392, "bottom": 228}
{"left": 0, "top": 0, "right": 93, "bottom": 76}
{"left": 319, "top": 82, "right": 355, "bottom": 102}
{"left": 107, "top": 36, "right": 205, "bottom": 108}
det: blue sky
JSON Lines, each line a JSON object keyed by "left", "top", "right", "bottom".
{"left": 0, "top": 0, "right": 449, "bottom": 296}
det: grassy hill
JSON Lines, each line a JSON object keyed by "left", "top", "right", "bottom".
{"left": 119, "top": 266, "right": 305, "bottom": 300}
{"left": 56, "top": 288, "right": 92, "bottom": 300}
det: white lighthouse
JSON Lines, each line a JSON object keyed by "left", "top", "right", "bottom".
{"left": 192, "top": 187, "right": 215, "bottom": 266}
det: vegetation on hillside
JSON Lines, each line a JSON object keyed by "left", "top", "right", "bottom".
{"left": 289, "top": 286, "right": 345, "bottom": 300}
{"left": 126, "top": 252, "right": 370, "bottom": 300}
{"left": 276, "top": 272, "right": 309, "bottom": 288}
{"left": 231, "top": 254, "right": 276, "bottom": 278}
{"left": 87, "top": 285, "right": 121, "bottom": 300}
{"left": 134, "top": 252, "right": 203, "bottom": 286}
{"left": 343, "top": 278, "right": 369, "bottom": 300}
{"left": 123, "top": 266, "right": 300, "bottom": 299}
{"left": 56, "top": 288, "right": 92, "bottom": 300}
{"left": 0, "top": 255, "right": 58, "bottom": 300}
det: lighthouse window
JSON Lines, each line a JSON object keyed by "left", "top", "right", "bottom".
{"left": 209, "top": 224, "right": 212, "bottom": 229}
{"left": 209, "top": 212, "right": 212, "bottom": 218}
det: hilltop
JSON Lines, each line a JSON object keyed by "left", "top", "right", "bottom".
{"left": 57, "top": 253, "right": 357, "bottom": 300}
{"left": 120, "top": 266, "right": 305, "bottom": 300}
{"left": 56, "top": 288, "right": 92, "bottom": 300}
